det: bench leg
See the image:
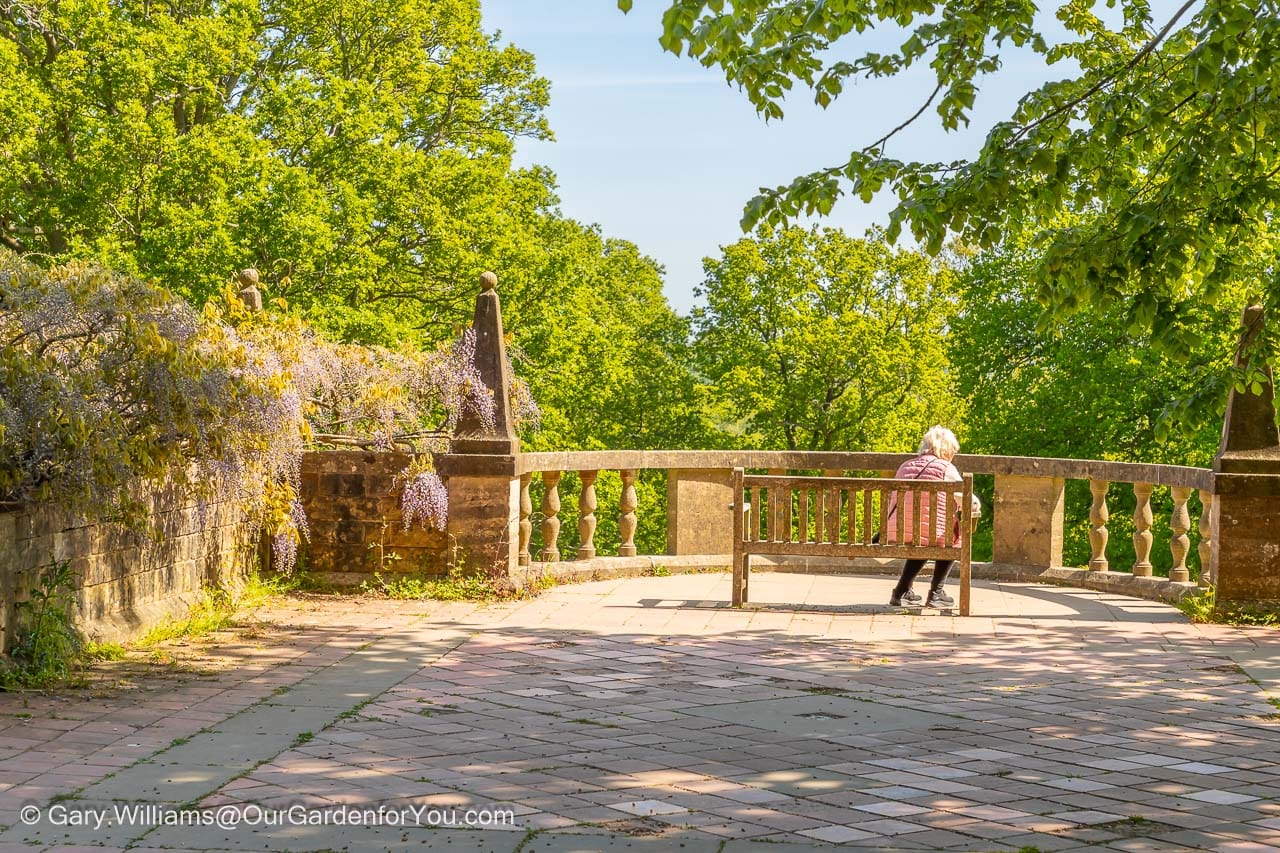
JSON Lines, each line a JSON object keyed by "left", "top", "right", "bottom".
{"left": 960, "top": 556, "right": 971, "bottom": 617}
{"left": 732, "top": 553, "right": 750, "bottom": 606}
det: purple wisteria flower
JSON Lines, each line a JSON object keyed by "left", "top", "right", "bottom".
{"left": 400, "top": 468, "right": 448, "bottom": 531}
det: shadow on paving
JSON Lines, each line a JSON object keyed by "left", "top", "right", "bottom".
{"left": 0, "top": 584, "right": 1276, "bottom": 852}
{"left": 629, "top": 577, "right": 1188, "bottom": 623}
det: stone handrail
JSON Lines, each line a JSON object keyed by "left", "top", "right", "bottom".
{"left": 517, "top": 450, "right": 1213, "bottom": 490}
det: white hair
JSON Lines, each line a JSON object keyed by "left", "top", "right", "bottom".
{"left": 918, "top": 425, "right": 960, "bottom": 458}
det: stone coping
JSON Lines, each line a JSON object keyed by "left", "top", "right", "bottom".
{"left": 515, "top": 450, "right": 1213, "bottom": 489}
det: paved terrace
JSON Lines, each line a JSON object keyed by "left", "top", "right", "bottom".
{"left": 1, "top": 573, "right": 1279, "bottom": 852}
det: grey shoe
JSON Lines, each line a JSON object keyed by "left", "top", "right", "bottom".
{"left": 927, "top": 588, "right": 955, "bottom": 608}
{"left": 890, "top": 589, "right": 922, "bottom": 606}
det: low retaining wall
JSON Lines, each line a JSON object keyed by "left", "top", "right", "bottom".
{"left": 0, "top": 483, "right": 254, "bottom": 652}
{"left": 298, "top": 451, "right": 448, "bottom": 579}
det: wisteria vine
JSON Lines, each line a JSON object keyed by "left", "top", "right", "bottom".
{"left": 0, "top": 252, "right": 539, "bottom": 572}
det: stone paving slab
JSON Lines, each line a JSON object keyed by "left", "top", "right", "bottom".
{"left": 681, "top": 693, "right": 958, "bottom": 738}
{"left": 3, "top": 573, "right": 1280, "bottom": 851}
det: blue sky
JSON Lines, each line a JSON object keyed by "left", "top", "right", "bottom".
{"left": 476, "top": 1, "right": 1125, "bottom": 315}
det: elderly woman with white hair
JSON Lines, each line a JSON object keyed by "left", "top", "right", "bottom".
{"left": 885, "top": 426, "right": 979, "bottom": 608}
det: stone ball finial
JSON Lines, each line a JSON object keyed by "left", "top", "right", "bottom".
{"left": 237, "top": 268, "right": 263, "bottom": 313}
{"left": 479, "top": 270, "right": 498, "bottom": 291}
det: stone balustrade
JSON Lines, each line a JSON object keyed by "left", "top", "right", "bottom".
{"left": 512, "top": 451, "right": 1217, "bottom": 602}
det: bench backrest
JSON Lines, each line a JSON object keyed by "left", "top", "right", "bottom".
{"left": 732, "top": 469, "right": 974, "bottom": 561}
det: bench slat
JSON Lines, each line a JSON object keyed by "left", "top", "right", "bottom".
{"left": 895, "top": 487, "right": 906, "bottom": 543}
{"left": 799, "top": 488, "right": 809, "bottom": 544}
{"left": 847, "top": 489, "right": 856, "bottom": 546}
{"left": 862, "top": 488, "right": 872, "bottom": 545}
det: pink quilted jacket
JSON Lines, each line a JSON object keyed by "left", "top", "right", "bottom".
{"left": 885, "top": 453, "right": 963, "bottom": 547}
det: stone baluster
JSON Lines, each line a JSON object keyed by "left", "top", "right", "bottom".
{"left": 1169, "top": 486, "right": 1191, "bottom": 582}
{"left": 578, "top": 470, "right": 598, "bottom": 560}
{"left": 1088, "top": 479, "right": 1110, "bottom": 571}
{"left": 619, "top": 469, "right": 638, "bottom": 557}
{"left": 518, "top": 473, "right": 533, "bottom": 567}
{"left": 1197, "top": 489, "right": 1214, "bottom": 586}
{"left": 1132, "top": 482, "right": 1154, "bottom": 576}
{"left": 540, "top": 471, "right": 561, "bottom": 562}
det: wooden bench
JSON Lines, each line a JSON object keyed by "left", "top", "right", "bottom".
{"left": 731, "top": 468, "right": 975, "bottom": 615}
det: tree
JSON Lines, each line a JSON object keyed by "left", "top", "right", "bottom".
{"left": 623, "top": 0, "right": 1280, "bottom": 408}
{"left": 0, "top": 0, "right": 551, "bottom": 344}
{"left": 518, "top": 233, "right": 713, "bottom": 453}
{"left": 950, "top": 241, "right": 1234, "bottom": 467}
{"left": 692, "top": 226, "right": 962, "bottom": 452}
{"left": 949, "top": 238, "right": 1246, "bottom": 573}
{"left": 514, "top": 230, "right": 714, "bottom": 558}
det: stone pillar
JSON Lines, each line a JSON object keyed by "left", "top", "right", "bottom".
{"left": 452, "top": 271, "right": 519, "bottom": 455}
{"left": 618, "top": 469, "right": 639, "bottom": 557}
{"left": 666, "top": 468, "right": 734, "bottom": 555}
{"left": 991, "top": 475, "right": 1065, "bottom": 568}
{"left": 1198, "top": 489, "right": 1214, "bottom": 586}
{"left": 517, "top": 473, "right": 532, "bottom": 567}
{"left": 1131, "top": 482, "right": 1154, "bottom": 577}
{"left": 1211, "top": 305, "right": 1280, "bottom": 607}
{"left": 436, "top": 272, "right": 521, "bottom": 579}
{"left": 540, "top": 471, "right": 562, "bottom": 562}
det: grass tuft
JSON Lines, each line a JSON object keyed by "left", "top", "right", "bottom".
{"left": 361, "top": 566, "right": 514, "bottom": 602}
{"left": 1179, "top": 584, "right": 1280, "bottom": 626}
{"left": 82, "top": 641, "right": 127, "bottom": 661}
{"left": 135, "top": 572, "right": 293, "bottom": 648}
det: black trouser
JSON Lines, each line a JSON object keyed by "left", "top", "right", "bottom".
{"left": 893, "top": 559, "right": 954, "bottom": 597}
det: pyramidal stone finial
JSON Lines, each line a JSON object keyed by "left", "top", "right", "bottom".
{"left": 452, "top": 270, "right": 518, "bottom": 455}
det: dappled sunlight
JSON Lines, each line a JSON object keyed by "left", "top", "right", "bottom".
{"left": 2, "top": 575, "right": 1278, "bottom": 848}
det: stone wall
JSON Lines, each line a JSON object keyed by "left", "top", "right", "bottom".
{"left": 0, "top": 483, "right": 254, "bottom": 654}
{"left": 298, "top": 451, "right": 448, "bottom": 580}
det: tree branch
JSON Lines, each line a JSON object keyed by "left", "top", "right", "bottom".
{"left": 1009, "top": 0, "right": 1202, "bottom": 145}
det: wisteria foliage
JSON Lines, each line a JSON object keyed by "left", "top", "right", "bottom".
{"left": 0, "top": 252, "right": 538, "bottom": 571}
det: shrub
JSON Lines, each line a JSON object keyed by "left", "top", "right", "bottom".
{"left": 1, "top": 561, "right": 82, "bottom": 690}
